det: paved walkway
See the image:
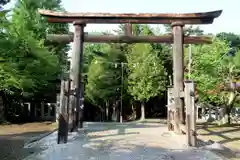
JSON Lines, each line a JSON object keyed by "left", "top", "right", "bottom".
{"left": 24, "top": 122, "right": 225, "bottom": 160}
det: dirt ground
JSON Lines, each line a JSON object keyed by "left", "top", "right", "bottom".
{"left": 0, "top": 122, "right": 57, "bottom": 160}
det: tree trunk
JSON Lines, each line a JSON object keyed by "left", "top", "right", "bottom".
{"left": 112, "top": 101, "right": 117, "bottom": 122}
{"left": 0, "top": 96, "right": 4, "bottom": 123}
{"left": 227, "top": 108, "right": 231, "bottom": 124}
{"left": 128, "top": 104, "right": 137, "bottom": 121}
{"left": 0, "top": 91, "right": 8, "bottom": 124}
{"left": 140, "top": 102, "right": 145, "bottom": 121}
{"left": 219, "top": 107, "right": 228, "bottom": 125}
{"left": 219, "top": 91, "right": 237, "bottom": 125}
{"left": 97, "top": 106, "right": 103, "bottom": 121}
{"left": 105, "top": 106, "right": 109, "bottom": 121}
{"left": 105, "top": 101, "right": 109, "bottom": 121}
{"left": 226, "top": 91, "right": 237, "bottom": 124}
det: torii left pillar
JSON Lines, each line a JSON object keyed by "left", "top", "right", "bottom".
{"left": 69, "top": 21, "right": 85, "bottom": 131}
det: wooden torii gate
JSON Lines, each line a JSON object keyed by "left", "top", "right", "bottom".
{"left": 38, "top": 9, "right": 222, "bottom": 145}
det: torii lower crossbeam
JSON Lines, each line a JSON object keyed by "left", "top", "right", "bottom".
{"left": 46, "top": 34, "right": 212, "bottom": 44}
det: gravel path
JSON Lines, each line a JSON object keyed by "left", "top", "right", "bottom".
{"left": 24, "top": 122, "right": 225, "bottom": 160}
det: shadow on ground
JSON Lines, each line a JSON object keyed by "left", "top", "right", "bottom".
{"left": 0, "top": 122, "right": 57, "bottom": 160}
{"left": 21, "top": 122, "right": 231, "bottom": 160}
{"left": 197, "top": 123, "right": 240, "bottom": 159}
{"left": 0, "top": 131, "right": 50, "bottom": 160}
{"left": 80, "top": 121, "right": 166, "bottom": 139}
{"left": 24, "top": 121, "right": 228, "bottom": 160}
{"left": 78, "top": 139, "right": 224, "bottom": 160}
{"left": 78, "top": 122, "right": 239, "bottom": 160}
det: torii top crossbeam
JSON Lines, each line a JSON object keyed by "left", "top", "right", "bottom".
{"left": 38, "top": 9, "right": 222, "bottom": 24}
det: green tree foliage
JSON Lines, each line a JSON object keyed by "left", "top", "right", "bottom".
{"left": 125, "top": 25, "right": 168, "bottom": 120}
{"left": 190, "top": 38, "right": 240, "bottom": 123}
{"left": 127, "top": 43, "right": 167, "bottom": 102}
{"left": 86, "top": 44, "right": 125, "bottom": 108}
{"left": 13, "top": 0, "right": 70, "bottom": 71}
{"left": 83, "top": 43, "right": 108, "bottom": 74}
{"left": 216, "top": 32, "right": 240, "bottom": 48}
{"left": 0, "top": 0, "right": 69, "bottom": 96}
{"left": 0, "top": 0, "right": 70, "bottom": 122}
{"left": 190, "top": 39, "right": 230, "bottom": 103}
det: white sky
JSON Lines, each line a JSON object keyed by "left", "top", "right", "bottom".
{"left": 62, "top": 0, "right": 239, "bottom": 34}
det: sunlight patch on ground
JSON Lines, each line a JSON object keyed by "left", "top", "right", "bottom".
{"left": 0, "top": 122, "right": 57, "bottom": 135}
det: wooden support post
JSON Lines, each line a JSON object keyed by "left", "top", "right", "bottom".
{"left": 184, "top": 80, "right": 196, "bottom": 146}
{"left": 185, "top": 82, "right": 191, "bottom": 146}
{"left": 59, "top": 81, "right": 65, "bottom": 115}
{"left": 172, "top": 22, "right": 185, "bottom": 134}
{"left": 58, "top": 80, "right": 68, "bottom": 144}
{"left": 190, "top": 81, "right": 196, "bottom": 147}
{"left": 69, "top": 21, "right": 85, "bottom": 132}
{"left": 167, "top": 87, "right": 174, "bottom": 131}
{"left": 66, "top": 79, "right": 71, "bottom": 131}
{"left": 79, "top": 78, "right": 84, "bottom": 128}
{"left": 56, "top": 94, "right": 60, "bottom": 122}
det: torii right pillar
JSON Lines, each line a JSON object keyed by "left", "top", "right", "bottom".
{"left": 171, "top": 21, "right": 185, "bottom": 134}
